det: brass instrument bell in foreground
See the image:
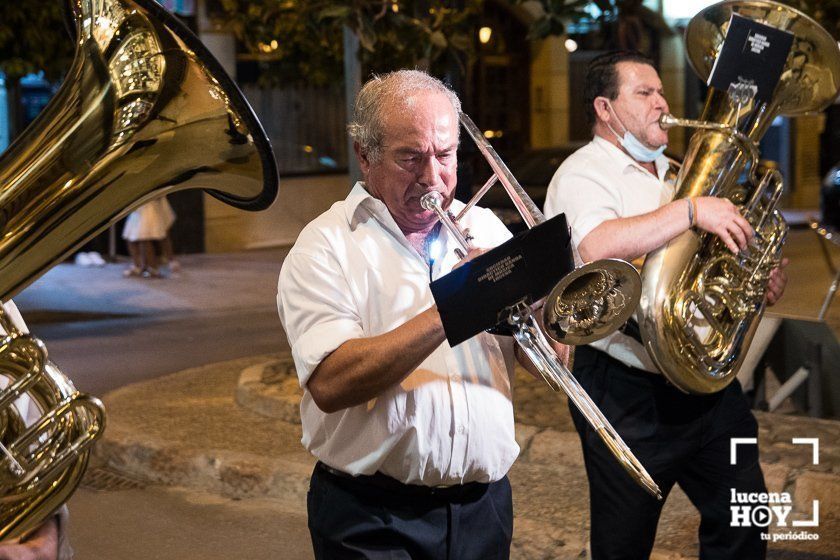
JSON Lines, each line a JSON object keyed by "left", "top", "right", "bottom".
{"left": 1, "top": 0, "right": 278, "bottom": 541}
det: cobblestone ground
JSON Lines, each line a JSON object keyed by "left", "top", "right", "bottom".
{"left": 509, "top": 364, "right": 840, "bottom": 559}
{"left": 512, "top": 366, "right": 577, "bottom": 432}
{"left": 98, "top": 354, "right": 840, "bottom": 559}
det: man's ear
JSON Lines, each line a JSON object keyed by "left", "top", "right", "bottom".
{"left": 593, "top": 97, "right": 612, "bottom": 125}
{"left": 354, "top": 141, "right": 370, "bottom": 176}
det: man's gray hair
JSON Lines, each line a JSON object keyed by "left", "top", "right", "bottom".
{"left": 347, "top": 69, "right": 462, "bottom": 163}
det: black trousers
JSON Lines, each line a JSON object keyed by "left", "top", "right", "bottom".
{"left": 570, "top": 346, "right": 767, "bottom": 560}
{"left": 307, "top": 462, "right": 513, "bottom": 559}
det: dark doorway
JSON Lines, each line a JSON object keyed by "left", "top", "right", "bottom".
{"left": 457, "top": 0, "right": 531, "bottom": 203}
{"left": 469, "top": 0, "right": 531, "bottom": 156}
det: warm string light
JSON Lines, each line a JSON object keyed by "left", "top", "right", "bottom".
{"left": 258, "top": 39, "right": 279, "bottom": 53}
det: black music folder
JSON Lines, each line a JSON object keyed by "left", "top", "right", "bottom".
{"left": 430, "top": 213, "right": 574, "bottom": 346}
{"left": 708, "top": 13, "right": 794, "bottom": 102}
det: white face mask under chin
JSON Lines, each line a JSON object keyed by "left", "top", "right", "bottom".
{"left": 605, "top": 102, "right": 666, "bottom": 163}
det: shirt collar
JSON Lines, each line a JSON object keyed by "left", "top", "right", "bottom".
{"left": 345, "top": 181, "right": 426, "bottom": 255}
{"left": 344, "top": 181, "right": 373, "bottom": 218}
{"left": 345, "top": 182, "right": 389, "bottom": 227}
{"left": 343, "top": 182, "right": 474, "bottom": 261}
{"left": 592, "top": 134, "right": 670, "bottom": 182}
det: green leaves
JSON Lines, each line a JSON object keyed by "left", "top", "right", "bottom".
{"left": 212, "top": 0, "right": 486, "bottom": 86}
{"left": 430, "top": 31, "right": 447, "bottom": 48}
{"left": 505, "top": 0, "right": 591, "bottom": 40}
{"left": 317, "top": 5, "right": 354, "bottom": 19}
{"left": 0, "top": 3, "right": 74, "bottom": 82}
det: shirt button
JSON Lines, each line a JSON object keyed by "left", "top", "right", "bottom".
{"left": 457, "top": 425, "right": 466, "bottom": 435}
{"left": 451, "top": 374, "right": 461, "bottom": 383}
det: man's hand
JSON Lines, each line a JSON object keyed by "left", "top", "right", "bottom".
{"left": 765, "top": 257, "right": 789, "bottom": 306}
{"left": 0, "top": 518, "right": 58, "bottom": 560}
{"left": 550, "top": 341, "right": 573, "bottom": 370}
{"left": 452, "top": 247, "right": 486, "bottom": 269}
{"left": 512, "top": 300, "right": 574, "bottom": 378}
{"left": 694, "top": 197, "right": 754, "bottom": 255}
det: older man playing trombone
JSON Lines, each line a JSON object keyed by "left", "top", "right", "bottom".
{"left": 278, "top": 69, "right": 564, "bottom": 559}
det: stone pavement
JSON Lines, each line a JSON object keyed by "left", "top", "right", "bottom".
{"left": 92, "top": 352, "right": 840, "bottom": 559}
{"left": 19, "top": 226, "right": 839, "bottom": 559}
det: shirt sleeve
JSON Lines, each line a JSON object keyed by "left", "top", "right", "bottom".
{"left": 544, "top": 168, "right": 621, "bottom": 248}
{"left": 277, "top": 247, "right": 364, "bottom": 388}
{"left": 474, "top": 207, "right": 513, "bottom": 247}
{"left": 1, "top": 300, "right": 28, "bottom": 335}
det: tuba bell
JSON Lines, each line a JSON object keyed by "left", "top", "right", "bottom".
{"left": 639, "top": 0, "right": 840, "bottom": 394}
{"left": 1, "top": 0, "right": 278, "bottom": 541}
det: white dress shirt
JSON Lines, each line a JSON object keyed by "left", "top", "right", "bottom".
{"left": 544, "top": 135, "right": 674, "bottom": 372}
{"left": 277, "top": 182, "right": 518, "bottom": 486}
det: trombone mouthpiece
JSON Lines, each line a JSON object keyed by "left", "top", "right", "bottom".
{"left": 420, "top": 191, "right": 443, "bottom": 211}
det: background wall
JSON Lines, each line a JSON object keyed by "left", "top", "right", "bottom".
{"left": 203, "top": 173, "right": 350, "bottom": 252}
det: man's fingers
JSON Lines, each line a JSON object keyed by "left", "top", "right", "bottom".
{"left": 767, "top": 284, "right": 783, "bottom": 305}
{"left": 0, "top": 544, "right": 35, "bottom": 560}
{"left": 552, "top": 342, "right": 572, "bottom": 369}
{"left": 452, "top": 247, "right": 485, "bottom": 269}
{"left": 718, "top": 230, "right": 740, "bottom": 254}
{"left": 765, "top": 263, "right": 788, "bottom": 306}
{"left": 728, "top": 221, "right": 748, "bottom": 251}
{"left": 734, "top": 214, "right": 755, "bottom": 243}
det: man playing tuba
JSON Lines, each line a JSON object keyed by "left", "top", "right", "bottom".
{"left": 544, "top": 51, "right": 787, "bottom": 559}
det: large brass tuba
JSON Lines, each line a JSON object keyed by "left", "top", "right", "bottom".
{"left": 1, "top": 0, "right": 278, "bottom": 541}
{"left": 639, "top": 0, "right": 840, "bottom": 394}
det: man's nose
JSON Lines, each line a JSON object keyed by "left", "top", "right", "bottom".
{"left": 654, "top": 92, "right": 669, "bottom": 113}
{"left": 417, "top": 155, "right": 442, "bottom": 187}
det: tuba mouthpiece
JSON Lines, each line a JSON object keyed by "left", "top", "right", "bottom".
{"left": 658, "top": 113, "right": 678, "bottom": 130}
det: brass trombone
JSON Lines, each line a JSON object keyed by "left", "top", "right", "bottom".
{"left": 421, "top": 113, "right": 662, "bottom": 499}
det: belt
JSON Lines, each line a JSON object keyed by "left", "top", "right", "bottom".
{"left": 315, "top": 461, "right": 489, "bottom": 499}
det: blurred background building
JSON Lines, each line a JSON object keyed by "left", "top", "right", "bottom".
{"left": 1, "top": 0, "right": 838, "bottom": 251}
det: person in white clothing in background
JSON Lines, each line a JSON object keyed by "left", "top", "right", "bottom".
{"left": 121, "top": 197, "right": 176, "bottom": 279}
